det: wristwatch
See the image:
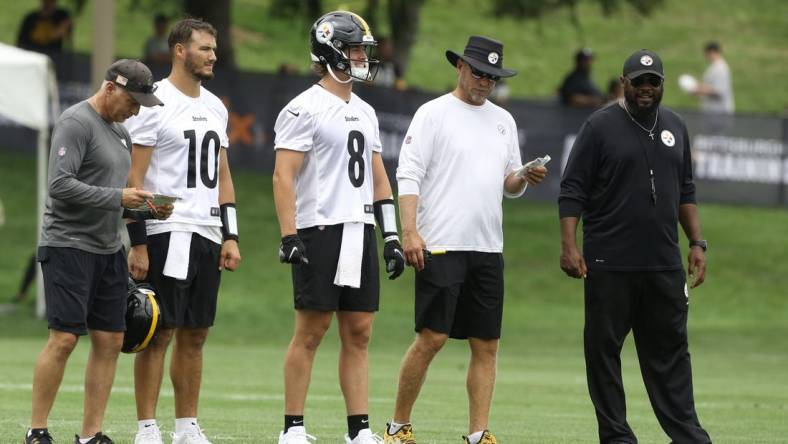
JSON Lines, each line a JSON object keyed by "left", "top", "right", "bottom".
{"left": 689, "top": 239, "right": 707, "bottom": 252}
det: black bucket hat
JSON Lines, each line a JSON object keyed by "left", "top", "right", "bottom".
{"left": 446, "top": 35, "right": 517, "bottom": 78}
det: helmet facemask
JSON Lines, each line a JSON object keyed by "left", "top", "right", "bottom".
{"left": 332, "top": 43, "right": 379, "bottom": 83}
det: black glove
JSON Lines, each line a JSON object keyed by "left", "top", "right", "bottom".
{"left": 383, "top": 239, "right": 405, "bottom": 280}
{"left": 279, "top": 234, "right": 309, "bottom": 264}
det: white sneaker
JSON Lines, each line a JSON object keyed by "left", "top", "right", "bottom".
{"left": 278, "top": 426, "right": 316, "bottom": 444}
{"left": 345, "top": 429, "right": 384, "bottom": 444}
{"left": 171, "top": 427, "right": 212, "bottom": 444}
{"left": 135, "top": 424, "right": 163, "bottom": 444}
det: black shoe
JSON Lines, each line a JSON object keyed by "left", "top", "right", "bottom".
{"left": 24, "top": 429, "right": 53, "bottom": 444}
{"left": 73, "top": 432, "right": 114, "bottom": 444}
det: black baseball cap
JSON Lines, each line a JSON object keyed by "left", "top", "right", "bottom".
{"left": 622, "top": 49, "right": 664, "bottom": 80}
{"left": 105, "top": 59, "right": 163, "bottom": 107}
{"left": 446, "top": 35, "right": 517, "bottom": 78}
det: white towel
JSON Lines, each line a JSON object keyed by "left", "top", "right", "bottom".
{"left": 162, "top": 231, "right": 192, "bottom": 280}
{"left": 333, "top": 222, "right": 365, "bottom": 288}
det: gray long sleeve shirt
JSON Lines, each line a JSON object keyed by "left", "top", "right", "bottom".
{"left": 39, "top": 101, "right": 132, "bottom": 254}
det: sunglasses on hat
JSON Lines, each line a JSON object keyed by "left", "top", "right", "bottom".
{"left": 630, "top": 75, "right": 663, "bottom": 88}
{"left": 469, "top": 65, "right": 500, "bottom": 82}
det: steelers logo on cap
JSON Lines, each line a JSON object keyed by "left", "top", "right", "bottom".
{"left": 488, "top": 52, "right": 499, "bottom": 64}
{"left": 661, "top": 130, "right": 676, "bottom": 147}
{"left": 640, "top": 55, "right": 654, "bottom": 66}
{"left": 315, "top": 21, "right": 334, "bottom": 44}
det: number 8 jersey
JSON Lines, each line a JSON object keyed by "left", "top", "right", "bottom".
{"left": 274, "top": 84, "right": 382, "bottom": 229}
{"left": 124, "top": 78, "right": 229, "bottom": 243}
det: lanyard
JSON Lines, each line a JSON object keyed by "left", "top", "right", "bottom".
{"left": 623, "top": 107, "right": 659, "bottom": 206}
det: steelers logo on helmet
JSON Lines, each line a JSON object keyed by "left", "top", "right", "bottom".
{"left": 309, "top": 11, "right": 380, "bottom": 84}
{"left": 315, "top": 21, "right": 334, "bottom": 44}
{"left": 488, "top": 52, "right": 499, "bottom": 65}
{"left": 640, "top": 55, "right": 654, "bottom": 66}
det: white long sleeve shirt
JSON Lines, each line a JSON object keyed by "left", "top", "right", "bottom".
{"left": 396, "top": 93, "right": 523, "bottom": 253}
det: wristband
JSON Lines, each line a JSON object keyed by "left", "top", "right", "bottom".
{"left": 127, "top": 220, "right": 148, "bottom": 246}
{"left": 220, "top": 203, "right": 239, "bottom": 242}
{"left": 373, "top": 198, "right": 399, "bottom": 242}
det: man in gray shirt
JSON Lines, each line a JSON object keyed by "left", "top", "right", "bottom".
{"left": 26, "top": 59, "right": 166, "bottom": 444}
{"left": 694, "top": 41, "right": 734, "bottom": 114}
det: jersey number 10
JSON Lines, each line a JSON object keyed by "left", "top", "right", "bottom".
{"left": 184, "top": 129, "right": 220, "bottom": 189}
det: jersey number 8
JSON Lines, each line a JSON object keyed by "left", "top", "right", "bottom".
{"left": 347, "top": 130, "right": 365, "bottom": 188}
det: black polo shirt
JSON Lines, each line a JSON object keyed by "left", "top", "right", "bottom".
{"left": 558, "top": 102, "right": 696, "bottom": 271}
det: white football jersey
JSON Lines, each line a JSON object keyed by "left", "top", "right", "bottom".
{"left": 124, "top": 78, "right": 229, "bottom": 243}
{"left": 274, "top": 85, "right": 382, "bottom": 229}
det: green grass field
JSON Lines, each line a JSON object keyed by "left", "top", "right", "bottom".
{"left": 1, "top": 151, "right": 787, "bottom": 442}
{"left": 0, "top": 0, "right": 787, "bottom": 113}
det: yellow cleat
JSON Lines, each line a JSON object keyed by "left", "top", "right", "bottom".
{"left": 462, "top": 430, "right": 497, "bottom": 444}
{"left": 383, "top": 423, "right": 416, "bottom": 444}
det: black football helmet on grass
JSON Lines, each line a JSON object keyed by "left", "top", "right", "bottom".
{"left": 310, "top": 11, "right": 379, "bottom": 83}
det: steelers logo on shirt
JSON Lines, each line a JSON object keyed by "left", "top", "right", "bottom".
{"left": 661, "top": 130, "right": 676, "bottom": 147}
{"left": 640, "top": 55, "right": 653, "bottom": 66}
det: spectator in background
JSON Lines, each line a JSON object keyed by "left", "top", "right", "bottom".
{"left": 374, "top": 37, "right": 407, "bottom": 90}
{"left": 605, "top": 77, "right": 623, "bottom": 105}
{"left": 143, "top": 14, "right": 171, "bottom": 66}
{"left": 16, "top": 0, "right": 73, "bottom": 55}
{"left": 558, "top": 48, "right": 604, "bottom": 107}
{"left": 692, "top": 41, "right": 734, "bottom": 114}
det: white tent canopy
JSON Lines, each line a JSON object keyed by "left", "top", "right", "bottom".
{"left": 0, "top": 42, "right": 60, "bottom": 318}
{"left": 0, "top": 43, "right": 58, "bottom": 131}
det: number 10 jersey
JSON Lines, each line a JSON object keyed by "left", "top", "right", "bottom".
{"left": 274, "top": 85, "right": 382, "bottom": 229}
{"left": 124, "top": 79, "right": 229, "bottom": 241}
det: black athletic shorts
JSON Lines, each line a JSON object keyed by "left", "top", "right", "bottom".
{"left": 145, "top": 232, "right": 222, "bottom": 328}
{"left": 414, "top": 251, "right": 504, "bottom": 339}
{"left": 38, "top": 246, "right": 127, "bottom": 336}
{"left": 292, "top": 224, "right": 379, "bottom": 312}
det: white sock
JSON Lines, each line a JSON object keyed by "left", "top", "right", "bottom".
{"left": 387, "top": 421, "right": 408, "bottom": 434}
{"left": 175, "top": 417, "right": 198, "bottom": 435}
{"left": 138, "top": 419, "right": 157, "bottom": 432}
{"left": 78, "top": 437, "right": 93, "bottom": 444}
{"left": 466, "top": 431, "right": 484, "bottom": 444}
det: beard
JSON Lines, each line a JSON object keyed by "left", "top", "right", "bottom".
{"left": 185, "top": 53, "right": 214, "bottom": 81}
{"left": 624, "top": 87, "right": 662, "bottom": 117}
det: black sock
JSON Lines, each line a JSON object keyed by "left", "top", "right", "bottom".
{"left": 347, "top": 414, "right": 369, "bottom": 440}
{"left": 284, "top": 415, "right": 304, "bottom": 433}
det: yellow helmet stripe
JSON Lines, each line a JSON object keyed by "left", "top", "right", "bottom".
{"left": 349, "top": 12, "right": 371, "bottom": 37}
{"left": 131, "top": 292, "right": 160, "bottom": 353}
